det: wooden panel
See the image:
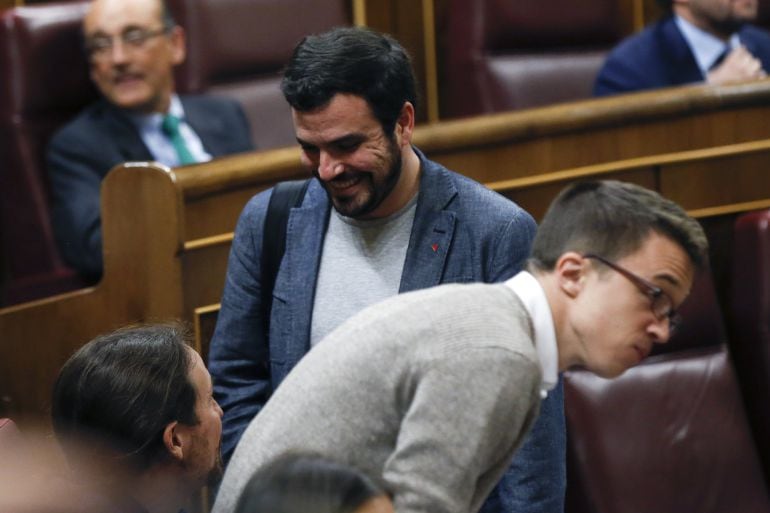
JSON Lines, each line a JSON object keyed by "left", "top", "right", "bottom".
{"left": 0, "top": 163, "right": 185, "bottom": 425}
{"left": 359, "top": 0, "right": 433, "bottom": 123}
{"left": 662, "top": 157, "right": 770, "bottom": 212}
{"left": 192, "top": 304, "right": 220, "bottom": 365}
{"left": 183, "top": 188, "right": 261, "bottom": 240}
{"left": 499, "top": 168, "right": 658, "bottom": 221}
{"left": 182, "top": 243, "right": 230, "bottom": 318}
{"left": 417, "top": 82, "right": 770, "bottom": 182}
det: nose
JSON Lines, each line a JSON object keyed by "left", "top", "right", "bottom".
{"left": 109, "top": 39, "right": 129, "bottom": 64}
{"left": 648, "top": 317, "right": 671, "bottom": 345}
{"left": 316, "top": 151, "right": 344, "bottom": 181}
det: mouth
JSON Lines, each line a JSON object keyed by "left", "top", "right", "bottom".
{"left": 633, "top": 344, "right": 651, "bottom": 362}
{"left": 113, "top": 72, "right": 144, "bottom": 86}
{"left": 325, "top": 172, "right": 363, "bottom": 193}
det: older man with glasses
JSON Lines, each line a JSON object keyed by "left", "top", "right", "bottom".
{"left": 47, "top": 0, "right": 255, "bottom": 280}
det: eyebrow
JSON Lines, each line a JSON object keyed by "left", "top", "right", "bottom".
{"left": 332, "top": 134, "right": 365, "bottom": 146}
{"left": 653, "top": 273, "right": 681, "bottom": 287}
{"left": 651, "top": 273, "right": 688, "bottom": 306}
{"left": 86, "top": 24, "right": 148, "bottom": 37}
{"left": 296, "top": 133, "right": 366, "bottom": 149}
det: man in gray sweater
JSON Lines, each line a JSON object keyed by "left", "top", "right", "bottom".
{"left": 213, "top": 180, "right": 708, "bottom": 513}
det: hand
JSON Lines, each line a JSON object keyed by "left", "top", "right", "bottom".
{"left": 707, "top": 45, "right": 767, "bottom": 85}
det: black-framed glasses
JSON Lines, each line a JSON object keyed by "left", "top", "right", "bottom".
{"left": 85, "top": 26, "right": 170, "bottom": 60}
{"left": 583, "top": 253, "right": 681, "bottom": 332}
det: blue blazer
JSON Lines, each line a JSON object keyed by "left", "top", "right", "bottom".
{"left": 594, "top": 17, "right": 770, "bottom": 96}
{"left": 210, "top": 149, "right": 567, "bottom": 513}
{"left": 47, "top": 95, "right": 254, "bottom": 277}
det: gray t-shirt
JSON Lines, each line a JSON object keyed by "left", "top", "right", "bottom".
{"left": 310, "top": 195, "right": 418, "bottom": 346}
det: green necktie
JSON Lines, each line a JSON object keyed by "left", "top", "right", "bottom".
{"left": 161, "top": 114, "right": 197, "bottom": 165}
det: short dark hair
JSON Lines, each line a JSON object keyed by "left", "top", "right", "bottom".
{"left": 281, "top": 27, "right": 417, "bottom": 135}
{"left": 160, "top": 0, "right": 177, "bottom": 30}
{"left": 51, "top": 323, "right": 198, "bottom": 472}
{"left": 235, "top": 454, "right": 387, "bottom": 513}
{"left": 528, "top": 180, "right": 708, "bottom": 272}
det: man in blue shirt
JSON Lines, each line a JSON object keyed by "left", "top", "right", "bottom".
{"left": 595, "top": 0, "right": 770, "bottom": 96}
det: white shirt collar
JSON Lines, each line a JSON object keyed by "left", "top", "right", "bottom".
{"left": 504, "top": 271, "right": 559, "bottom": 399}
{"left": 675, "top": 15, "right": 741, "bottom": 76}
{"left": 129, "top": 94, "right": 185, "bottom": 129}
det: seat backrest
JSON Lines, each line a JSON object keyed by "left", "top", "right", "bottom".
{"left": 565, "top": 269, "right": 769, "bottom": 513}
{"left": 440, "top": 0, "right": 626, "bottom": 119}
{"left": 0, "top": 2, "right": 95, "bottom": 306}
{"left": 168, "top": 0, "right": 351, "bottom": 150}
{"left": 730, "top": 208, "right": 770, "bottom": 486}
{"left": 650, "top": 266, "right": 727, "bottom": 356}
{"left": 565, "top": 348, "right": 769, "bottom": 513}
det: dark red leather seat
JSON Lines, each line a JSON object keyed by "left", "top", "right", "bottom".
{"left": 169, "top": 0, "right": 350, "bottom": 150}
{"left": 440, "top": 0, "right": 625, "bottom": 119}
{"left": 730, "top": 209, "right": 770, "bottom": 487}
{"left": 565, "top": 269, "right": 770, "bottom": 513}
{"left": 0, "top": 2, "right": 95, "bottom": 306}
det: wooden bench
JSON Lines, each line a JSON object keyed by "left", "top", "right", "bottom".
{"left": 4, "top": 81, "right": 770, "bottom": 424}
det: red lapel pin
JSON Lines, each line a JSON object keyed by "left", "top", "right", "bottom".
{"left": 431, "top": 243, "right": 439, "bottom": 252}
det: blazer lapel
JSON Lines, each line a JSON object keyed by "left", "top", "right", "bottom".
{"left": 183, "top": 96, "right": 232, "bottom": 157}
{"left": 661, "top": 17, "right": 707, "bottom": 83}
{"left": 739, "top": 27, "right": 761, "bottom": 59}
{"left": 103, "top": 103, "right": 154, "bottom": 162}
{"left": 399, "top": 150, "right": 458, "bottom": 293}
{"left": 273, "top": 181, "right": 330, "bottom": 360}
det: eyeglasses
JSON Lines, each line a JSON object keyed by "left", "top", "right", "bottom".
{"left": 583, "top": 253, "right": 681, "bottom": 332}
{"left": 85, "top": 26, "right": 170, "bottom": 60}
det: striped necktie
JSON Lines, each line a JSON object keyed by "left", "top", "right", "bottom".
{"left": 161, "top": 114, "right": 197, "bottom": 165}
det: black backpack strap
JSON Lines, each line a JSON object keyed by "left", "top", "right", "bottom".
{"left": 260, "top": 179, "right": 310, "bottom": 338}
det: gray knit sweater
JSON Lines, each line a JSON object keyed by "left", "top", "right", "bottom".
{"left": 212, "top": 282, "right": 542, "bottom": 513}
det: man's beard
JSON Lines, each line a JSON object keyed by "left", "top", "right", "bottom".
{"left": 711, "top": 17, "right": 748, "bottom": 37}
{"left": 205, "top": 449, "right": 224, "bottom": 487}
{"left": 318, "top": 138, "right": 403, "bottom": 219}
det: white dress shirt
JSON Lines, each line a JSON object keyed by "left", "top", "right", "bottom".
{"left": 505, "top": 271, "right": 559, "bottom": 398}
{"left": 675, "top": 15, "right": 741, "bottom": 77}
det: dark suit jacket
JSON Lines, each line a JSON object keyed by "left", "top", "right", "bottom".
{"left": 594, "top": 17, "right": 770, "bottom": 96}
{"left": 47, "top": 95, "right": 255, "bottom": 277}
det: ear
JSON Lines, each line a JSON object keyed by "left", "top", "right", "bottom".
{"left": 554, "top": 252, "right": 586, "bottom": 298}
{"left": 162, "top": 421, "right": 186, "bottom": 462}
{"left": 169, "top": 26, "right": 186, "bottom": 66}
{"left": 394, "top": 101, "right": 415, "bottom": 148}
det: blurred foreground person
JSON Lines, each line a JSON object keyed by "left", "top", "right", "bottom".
{"left": 235, "top": 454, "right": 393, "bottom": 513}
{"left": 0, "top": 418, "right": 102, "bottom": 513}
{"left": 214, "top": 180, "right": 707, "bottom": 513}
{"left": 52, "top": 323, "right": 223, "bottom": 513}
